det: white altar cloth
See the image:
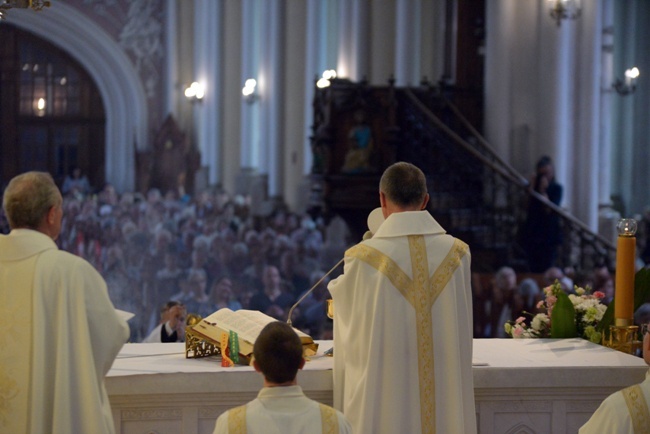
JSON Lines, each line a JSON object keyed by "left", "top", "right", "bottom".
{"left": 106, "top": 339, "right": 648, "bottom": 434}
{"left": 473, "top": 338, "right": 648, "bottom": 389}
{"left": 108, "top": 341, "right": 335, "bottom": 376}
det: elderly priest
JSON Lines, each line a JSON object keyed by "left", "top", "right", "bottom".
{"left": 328, "top": 161, "right": 477, "bottom": 434}
{"left": 0, "top": 171, "right": 129, "bottom": 434}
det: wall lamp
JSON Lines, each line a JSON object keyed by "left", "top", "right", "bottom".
{"left": 548, "top": 0, "right": 581, "bottom": 27}
{"left": 316, "top": 70, "right": 337, "bottom": 88}
{"left": 184, "top": 81, "right": 205, "bottom": 103}
{"left": 614, "top": 67, "right": 640, "bottom": 96}
{"left": 242, "top": 79, "right": 259, "bottom": 104}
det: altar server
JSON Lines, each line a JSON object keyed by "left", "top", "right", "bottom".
{"left": 0, "top": 171, "right": 129, "bottom": 434}
{"left": 579, "top": 327, "right": 650, "bottom": 433}
{"left": 328, "top": 161, "right": 477, "bottom": 434}
{"left": 212, "top": 321, "right": 351, "bottom": 434}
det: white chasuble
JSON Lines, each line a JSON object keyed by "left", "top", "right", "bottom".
{"left": 212, "top": 385, "right": 352, "bottom": 434}
{"left": 0, "top": 229, "right": 129, "bottom": 434}
{"left": 580, "top": 369, "right": 650, "bottom": 434}
{"left": 329, "top": 211, "right": 477, "bottom": 434}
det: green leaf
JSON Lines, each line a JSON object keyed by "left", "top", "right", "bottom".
{"left": 551, "top": 290, "right": 578, "bottom": 338}
{"left": 597, "top": 268, "right": 650, "bottom": 337}
{"left": 634, "top": 268, "right": 650, "bottom": 309}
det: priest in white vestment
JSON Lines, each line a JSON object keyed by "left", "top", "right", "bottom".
{"left": 0, "top": 171, "right": 129, "bottom": 434}
{"left": 580, "top": 327, "right": 650, "bottom": 433}
{"left": 212, "top": 321, "right": 351, "bottom": 434}
{"left": 328, "top": 162, "right": 477, "bottom": 434}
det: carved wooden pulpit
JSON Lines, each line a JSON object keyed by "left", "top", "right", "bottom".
{"left": 310, "top": 79, "right": 399, "bottom": 241}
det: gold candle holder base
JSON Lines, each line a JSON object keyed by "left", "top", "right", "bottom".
{"left": 602, "top": 325, "right": 641, "bottom": 355}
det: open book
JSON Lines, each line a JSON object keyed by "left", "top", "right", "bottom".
{"left": 190, "top": 308, "right": 318, "bottom": 364}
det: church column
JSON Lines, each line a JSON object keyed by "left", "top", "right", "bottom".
{"left": 571, "top": 1, "right": 603, "bottom": 230}
{"left": 597, "top": 0, "right": 619, "bottom": 242}
{"left": 611, "top": 0, "right": 642, "bottom": 216}
{"left": 484, "top": 0, "right": 515, "bottom": 162}
{"left": 395, "top": 0, "right": 421, "bottom": 85}
{"left": 220, "top": 1, "right": 243, "bottom": 195}
{"left": 239, "top": 0, "right": 261, "bottom": 171}
{"left": 419, "top": 0, "right": 446, "bottom": 85}
{"left": 258, "top": 0, "right": 284, "bottom": 198}
{"left": 536, "top": 0, "right": 575, "bottom": 210}
{"left": 368, "top": 0, "right": 394, "bottom": 84}
{"left": 337, "top": 0, "right": 370, "bottom": 81}
{"left": 193, "top": 0, "right": 222, "bottom": 188}
{"left": 163, "top": 0, "right": 178, "bottom": 119}
{"left": 282, "top": 1, "right": 309, "bottom": 211}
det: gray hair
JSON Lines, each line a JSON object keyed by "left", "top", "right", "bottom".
{"left": 3, "top": 171, "right": 61, "bottom": 230}
{"left": 379, "top": 162, "right": 427, "bottom": 207}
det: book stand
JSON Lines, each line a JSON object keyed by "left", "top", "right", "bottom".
{"left": 185, "top": 326, "right": 221, "bottom": 359}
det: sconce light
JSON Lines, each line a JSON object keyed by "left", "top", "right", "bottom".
{"left": 548, "top": 0, "right": 581, "bottom": 27}
{"left": 0, "top": 0, "right": 50, "bottom": 20}
{"left": 316, "top": 70, "right": 337, "bottom": 89}
{"left": 184, "top": 81, "right": 205, "bottom": 103}
{"left": 35, "top": 97, "right": 46, "bottom": 117}
{"left": 614, "top": 67, "right": 640, "bottom": 96}
{"left": 242, "top": 79, "right": 259, "bottom": 104}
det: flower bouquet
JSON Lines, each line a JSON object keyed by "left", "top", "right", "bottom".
{"left": 504, "top": 280, "right": 608, "bottom": 343}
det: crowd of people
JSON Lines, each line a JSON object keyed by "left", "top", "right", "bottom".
{"left": 0, "top": 180, "right": 343, "bottom": 342}
{"left": 0, "top": 171, "right": 644, "bottom": 345}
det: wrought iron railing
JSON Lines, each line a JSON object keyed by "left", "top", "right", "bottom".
{"left": 402, "top": 88, "right": 616, "bottom": 272}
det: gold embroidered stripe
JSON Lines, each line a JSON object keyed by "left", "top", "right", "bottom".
{"left": 622, "top": 384, "right": 650, "bottom": 434}
{"left": 347, "top": 236, "right": 468, "bottom": 434}
{"left": 319, "top": 403, "right": 339, "bottom": 434}
{"left": 228, "top": 405, "right": 247, "bottom": 434}
{"left": 430, "top": 239, "right": 468, "bottom": 307}
{"left": 347, "top": 244, "right": 414, "bottom": 305}
{"left": 419, "top": 238, "right": 467, "bottom": 433}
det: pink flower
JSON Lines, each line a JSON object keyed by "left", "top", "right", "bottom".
{"left": 536, "top": 300, "right": 545, "bottom": 309}
{"left": 546, "top": 295, "right": 557, "bottom": 307}
{"left": 593, "top": 291, "right": 605, "bottom": 299}
{"left": 516, "top": 316, "right": 526, "bottom": 324}
{"left": 513, "top": 326, "right": 524, "bottom": 338}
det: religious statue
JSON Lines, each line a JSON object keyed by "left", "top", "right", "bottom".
{"left": 341, "top": 110, "right": 375, "bottom": 173}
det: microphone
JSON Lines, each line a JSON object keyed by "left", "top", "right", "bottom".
{"left": 287, "top": 258, "right": 344, "bottom": 326}
{"left": 286, "top": 208, "right": 385, "bottom": 326}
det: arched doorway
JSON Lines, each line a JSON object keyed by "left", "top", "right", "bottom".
{"left": 5, "top": 2, "right": 149, "bottom": 192}
{"left": 0, "top": 24, "right": 105, "bottom": 190}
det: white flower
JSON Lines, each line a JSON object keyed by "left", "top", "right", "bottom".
{"left": 531, "top": 313, "right": 550, "bottom": 331}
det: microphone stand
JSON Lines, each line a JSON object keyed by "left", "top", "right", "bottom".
{"left": 286, "top": 258, "right": 344, "bottom": 326}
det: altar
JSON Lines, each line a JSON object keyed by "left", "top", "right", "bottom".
{"left": 107, "top": 338, "right": 648, "bottom": 434}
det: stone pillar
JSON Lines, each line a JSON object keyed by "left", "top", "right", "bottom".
{"left": 194, "top": 0, "right": 222, "bottom": 186}
{"left": 395, "top": 0, "right": 421, "bottom": 85}
{"left": 337, "top": 0, "right": 369, "bottom": 81}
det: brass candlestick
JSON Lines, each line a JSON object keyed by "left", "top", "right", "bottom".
{"left": 603, "top": 325, "right": 642, "bottom": 355}
{"left": 604, "top": 218, "right": 640, "bottom": 355}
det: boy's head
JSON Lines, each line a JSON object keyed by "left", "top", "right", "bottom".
{"left": 253, "top": 321, "right": 304, "bottom": 384}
